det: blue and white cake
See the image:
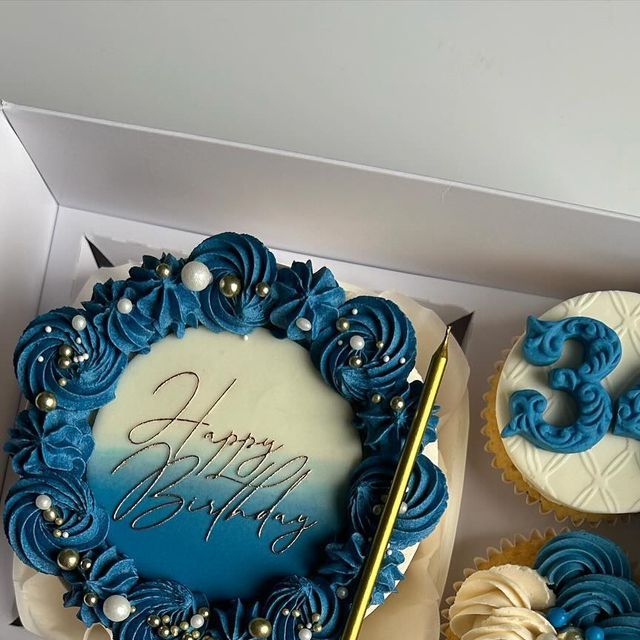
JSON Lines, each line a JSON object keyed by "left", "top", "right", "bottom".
{"left": 3, "top": 233, "right": 449, "bottom": 640}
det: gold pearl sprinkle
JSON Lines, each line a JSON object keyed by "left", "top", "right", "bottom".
{"left": 155, "top": 263, "right": 172, "bottom": 278}
{"left": 54, "top": 516, "right": 64, "bottom": 526}
{"left": 179, "top": 621, "right": 190, "bottom": 631}
{"left": 371, "top": 393, "right": 382, "bottom": 404}
{"left": 311, "top": 613, "right": 321, "bottom": 623}
{"left": 148, "top": 616, "right": 161, "bottom": 628}
{"left": 42, "top": 508, "right": 58, "bottom": 522}
{"left": 80, "top": 558, "right": 92, "bottom": 571}
{"left": 197, "top": 608, "right": 209, "bottom": 619}
{"left": 53, "top": 528, "right": 63, "bottom": 538}
{"left": 56, "top": 548, "right": 80, "bottom": 570}
{"left": 349, "top": 355, "right": 363, "bottom": 368}
{"left": 336, "top": 317, "right": 350, "bottom": 332}
{"left": 170, "top": 625, "right": 180, "bottom": 637}
{"left": 161, "top": 614, "right": 171, "bottom": 625}
{"left": 35, "top": 391, "right": 57, "bottom": 412}
{"left": 248, "top": 618, "right": 272, "bottom": 638}
{"left": 291, "top": 609, "right": 301, "bottom": 618}
{"left": 218, "top": 274, "right": 242, "bottom": 298}
{"left": 192, "top": 631, "right": 201, "bottom": 640}
{"left": 255, "top": 282, "right": 271, "bottom": 298}
{"left": 83, "top": 592, "right": 98, "bottom": 607}
{"left": 390, "top": 396, "right": 406, "bottom": 412}
{"left": 312, "top": 623, "right": 323, "bottom": 633}
{"left": 375, "top": 340, "right": 385, "bottom": 349}
{"left": 58, "top": 344, "right": 74, "bottom": 358}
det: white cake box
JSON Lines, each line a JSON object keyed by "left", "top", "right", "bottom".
{"left": 1, "top": 101, "right": 639, "bottom": 639}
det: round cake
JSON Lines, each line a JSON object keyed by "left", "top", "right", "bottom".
{"left": 492, "top": 290, "right": 640, "bottom": 518}
{"left": 3, "top": 232, "right": 450, "bottom": 640}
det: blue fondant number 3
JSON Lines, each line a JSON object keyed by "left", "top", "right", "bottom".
{"left": 502, "top": 316, "right": 640, "bottom": 453}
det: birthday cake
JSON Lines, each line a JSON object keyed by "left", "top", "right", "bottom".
{"left": 489, "top": 291, "right": 640, "bottom": 519}
{"left": 3, "top": 232, "right": 451, "bottom": 640}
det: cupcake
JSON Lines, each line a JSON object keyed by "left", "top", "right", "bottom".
{"left": 444, "top": 529, "right": 640, "bottom": 640}
{"left": 484, "top": 291, "right": 640, "bottom": 523}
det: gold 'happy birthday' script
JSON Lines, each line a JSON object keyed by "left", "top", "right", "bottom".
{"left": 110, "top": 371, "right": 318, "bottom": 554}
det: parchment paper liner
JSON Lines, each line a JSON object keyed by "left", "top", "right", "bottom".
{"left": 482, "top": 344, "right": 623, "bottom": 526}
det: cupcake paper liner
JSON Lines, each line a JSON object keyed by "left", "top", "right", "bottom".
{"left": 441, "top": 528, "right": 560, "bottom": 640}
{"left": 482, "top": 346, "right": 622, "bottom": 526}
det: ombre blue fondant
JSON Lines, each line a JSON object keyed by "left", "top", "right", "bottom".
{"left": 503, "top": 316, "right": 621, "bottom": 453}
{"left": 4, "top": 408, "right": 93, "bottom": 476}
{"left": 2, "top": 232, "right": 449, "bottom": 640}
{"left": 270, "top": 260, "right": 345, "bottom": 342}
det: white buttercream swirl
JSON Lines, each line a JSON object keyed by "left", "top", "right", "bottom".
{"left": 449, "top": 565, "right": 556, "bottom": 640}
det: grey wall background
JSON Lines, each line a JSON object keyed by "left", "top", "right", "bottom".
{"left": 1, "top": 0, "right": 639, "bottom": 215}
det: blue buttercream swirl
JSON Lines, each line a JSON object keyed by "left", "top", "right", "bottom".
{"left": 127, "top": 253, "right": 201, "bottom": 338}
{"left": 212, "top": 599, "right": 260, "bottom": 640}
{"left": 535, "top": 531, "right": 632, "bottom": 591}
{"left": 263, "top": 576, "right": 340, "bottom": 639}
{"left": 347, "top": 454, "right": 448, "bottom": 547}
{"left": 14, "top": 306, "right": 128, "bottom": 411}
{"left": 84, "top": 280, "right": 157, "bottom": 354}
{"left": 319, "top": 532, "right": 405, "bottom": 605}
{"left": 354, "top": 380, "right": 439, "bottom": 454}
{"left": 63, "top": 545, "right": 138, "bottom": 626}
{"left": 311, "top": 296, "right": 416, "bottom": 403}
{"left": 270, "top": 260, "right": 344, "bottom": 341}
{"left": 114, "top": 580, "right": 207, "bottom": 640}
{"left": 4, "top": 408, "right": 93, "bottom": 476}
{"left": 189, "top": 232, "right": 277, "bottom": 334}
{"left": 600, "top": 613, "right": 640, "bottom": 639}
{"left": 3, "top": 472, "right": 109, "bottom": 574}
{"left": 554, "top": 575, "right": 640, "bottom": 628}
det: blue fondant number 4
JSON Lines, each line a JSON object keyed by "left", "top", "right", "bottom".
{"left": 502, "top": 316, "right": 640, "bottom": 453}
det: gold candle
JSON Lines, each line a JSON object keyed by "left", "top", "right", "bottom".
{"left": 340, "top": 326, "right": 451, "bottom": 640}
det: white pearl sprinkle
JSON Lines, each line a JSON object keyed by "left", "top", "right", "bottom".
{"left": 399, "top": 501, "right": 408, "bottom": 515}
{"left": 305, "top": 623, "right": 312, "bottom": 629}
{"left": 298, "top": 629, "right": 312, "bottom": 640}
{"left": 190, "top": 614, "right": 205, "bottom": 629}
{"left": 44, "top": 326, "right": 52, "bottom": 333}
{"left": 351, "top": 308, "right": 358, "bottom": 315}
{"left": 336, "top": 586, "right": 348, "bottom": 599}
{"left": 181, "top": 260, "right": 213, "bottom": 292}
{"left": 76, "top": 337, "right": 82, "bottom": 344}
{"left": 117, "top": 298, "right": 133, "bottom": 314}
{"left": 399, "top": 357, "right": 406, "bottom": 364}
{"left": 103, "top": 595, "right": 132, "bottom": 622}
{"left": 383, "top": 355, "right": 390, "bottom": 363}
{"left": 349, "top": 335, "right": 365, "bottom": 350}
{"left": 337, "top": 339, "right": 343, "bottom": 346}
{"left": 61, "top": 531, "right": 69, "bottom": 538}
{"left": 83, "top": 353, "right": 90, "bottom": 361}
{"left": 295, "top": 317, "right": 312, "bottom": 332}
{"left": 73, "top": 356, "right": 79, "bottom": 363}
{"left": 243, "top": 334, "right": 249, "bottom": 341}
{"left": 37, "top": 356, "right": 44, "bottom": 363}
{"left": 35, "top": 494, "right": 52, "bottom": 510}
{"left": 386, "top": 549, "right": 393, "bottom": 556}
{"left": 71, "top": 315, "right": 87, "bottom": 331}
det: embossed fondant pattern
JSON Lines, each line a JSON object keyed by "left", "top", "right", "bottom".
{"left": 497, "top": 290, "right": 640, "bottom": 514}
